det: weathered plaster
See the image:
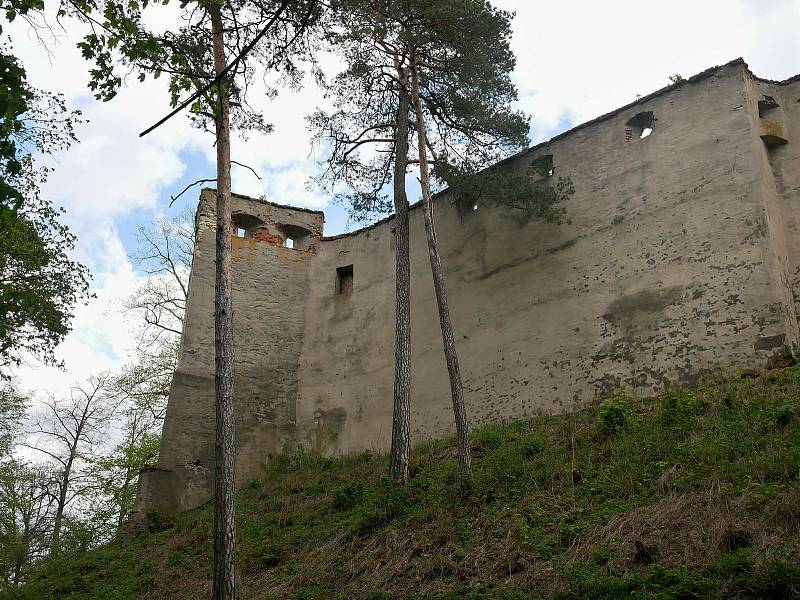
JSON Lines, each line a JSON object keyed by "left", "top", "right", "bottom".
{"left": 132, "top": 59, "right": 800, "bottom": 522}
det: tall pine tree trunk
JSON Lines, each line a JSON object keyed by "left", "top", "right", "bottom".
{"left": 210, "top": 5, "right": 237, "bottom": 599}
{"left": 410, "top": 58, "right": 472, "bottom": 492}
{"left": 389, "top": 66, "right": 412, "bottom": 484}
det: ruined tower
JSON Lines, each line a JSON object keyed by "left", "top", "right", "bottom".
{"left": 133, "top": 59, "right": 800, "bottom": 521}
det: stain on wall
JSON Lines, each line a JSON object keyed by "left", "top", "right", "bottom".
{"left": 132, "top": 59, "right": 800, "bottom": 523}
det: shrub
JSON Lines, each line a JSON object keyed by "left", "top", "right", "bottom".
{"left": 747, "top": 560, "right": 800, "bottom": 599}
{"left": 145, "top": 511, "right": 173, "bottom": 533}
{"left": 351, "top": 477, "right": 410, "bottom": 534}
{"left": 597, "top": 396, "right": 633, "bottom": 435}
{"left": 331, "top": 482, "right": 364, "bottom": 510}
{"left": 303, "top": 481, "right": 326, "bottom": 497}
{"left": 473, "top": 427, "right": 503, "bottom": 452}
{"left": 165, "top": 548, "right": 189, "bottom": 568}
{"left": 659, "top": 389, "right": 708, "bottom": 425}
{"left": 521, "top": 434, "right": 543, "bottom": 459}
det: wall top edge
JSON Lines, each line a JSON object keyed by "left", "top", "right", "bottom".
{"left": 204, "top": 58, "right": 798, "bottom": 243}
{"left": 200, "top": 188, "right": 326, "bottom": 218}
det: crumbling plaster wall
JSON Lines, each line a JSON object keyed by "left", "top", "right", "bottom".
{"left": 135, "top": 192, "right": 324, "bottom": 517}
{"left": 753, "top": 76, "right": 800, "bottom": 327}
{"left": 135, "top": 60, "right": 800, "bottom": 521}
{"left": 295, "top": 60, "right": 799, "bottom": 456}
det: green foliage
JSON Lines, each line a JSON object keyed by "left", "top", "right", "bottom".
{"left": 556, "top": 564, "right": 716, "bottom": 599}
{"left": 303, "top": 481, "right": 325, "bottom": 497}
{"left": 312, "top": 0, "right": 558, "bottom": 225}
{"left": 435, "top": 160, "right": 573, "bottom": 227}
{"left": 0, "top": 46, "right": 90, "bottom": 376}
{"left": 0, "top": 381, "right": 25, "bottom": 458}
{"left": 0, "top": 49, "right": 31, "bottom": 212}
{"left": 0, "top": 461, "right": 55, "bottom": 591}
{"left": 69, "top": 0, "right": 321, "bottom": 134}
{"left": 597, "top": 396, "right": 634, "bottom": 435}
{"left": 331, "top": 482, "right": 364, "bottom": 510}
{"left": 8, "top": 365, "right": 800, "bottom": 599}
{"left": 165, "top": 548, "right": 189, "bottom": 568}
{"left": 658, "top": 388, "right": 709, "bottom": 426}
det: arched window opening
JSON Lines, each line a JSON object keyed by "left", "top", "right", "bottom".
{"left": 758, "top": 95, "right": 779, "bottom": 117}
{"left": 625, "top": 111, "right": 655, "bottom": 141}
{"left": 231, "top": 213, "right": 265, "bottom": 238}
{"left": 281, "top": 224, "right": 313, "bottom": 251}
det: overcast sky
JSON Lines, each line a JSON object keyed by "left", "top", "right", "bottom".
{"left": 7, "top": 0, "right": 800, "bottom": 397}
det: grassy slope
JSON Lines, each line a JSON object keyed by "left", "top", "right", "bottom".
{"left": 8, "top": 365, "right": 800, "bottom": 599}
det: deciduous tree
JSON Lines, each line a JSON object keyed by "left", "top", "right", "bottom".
{"left": 0, "top": 461, "right": 56, "bottom": 590}
{"left": 0, "top": 45, "right": 90, "bottom": 377}
{"left": 23, "top": 375, "right": 117, "bottom": 555}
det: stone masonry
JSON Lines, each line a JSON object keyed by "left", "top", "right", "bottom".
{"left": 132, "top": 59, "right": 800, "bottom": 521}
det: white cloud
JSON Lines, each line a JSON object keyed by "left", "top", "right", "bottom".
{"left": 5, "top": 0, "right": 800, "bottom": 398}
{"left": 497, "top": 0, "right": 800, "bottom": 141}
{"left": 14, "top": 221, "right": 145, "bottom": 398}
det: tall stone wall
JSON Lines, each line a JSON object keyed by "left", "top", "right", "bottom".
{"left": 133, "top": 59, "right": 800, "bottom": 521}
{"left": 134, "top": 194, "right": 324, "bottom": 517}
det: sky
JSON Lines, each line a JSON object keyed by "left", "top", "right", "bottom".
{"left": 6, "top": 0, "right": 800, "bottom": 398}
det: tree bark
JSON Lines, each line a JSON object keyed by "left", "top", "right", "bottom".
{"left": 50, "top": 454, "right": 72, "bottom": 556}
{"left": 388, "top": 64, "right": 412, "bottom": 484}
{"left": 210, "top": 5, "right": 237, "bottom": 599}
{"left": 409, "top": 58, "right": 472, "bottom": 492}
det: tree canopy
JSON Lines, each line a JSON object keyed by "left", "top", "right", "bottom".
{"left": 0, "top": 46, "right": 91, "bottom": 377}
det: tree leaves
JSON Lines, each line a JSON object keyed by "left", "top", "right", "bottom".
{"left": 0, "top": 46, "right": 91, "bottom": 378}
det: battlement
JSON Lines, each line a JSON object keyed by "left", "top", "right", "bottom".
{"left": 133, "top": 59, "right": 800, "bottom": 522}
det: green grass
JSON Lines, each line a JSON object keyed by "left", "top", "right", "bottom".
{"left": 7, "top": 364, "right": 800, "bottom": 599}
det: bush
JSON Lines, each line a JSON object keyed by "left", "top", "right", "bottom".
{"left": 165, "top": 548, "right": 189, "bottom": 568}
{"left": 746, "top": 560, "right": 800, "bottom": 599}
{"left": 303, "top": 481, "right": 326, "bottom": 497}
{"left": 521, "top": 434, "right": 543, "bottom": 459}
{"left": 146, "top": 511, "right": 174, "bottom": 533}
{"left": 351, "top": 477, "right": 410, "bottom": 534}
{"left": 331, "top": 483, "right": 364, "bottom": 510}
{"left": 473, "top": 427, "right": 503, "bottom": 452}
{"left": 659, "top": 389, "right": 708, "bottom": 425}
{"left": 597, "top": 396, "right": 633, "bottom": 435}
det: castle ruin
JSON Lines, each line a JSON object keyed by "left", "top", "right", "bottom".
{"left": 133, "top": 59, "right": 800, "bottom": 520}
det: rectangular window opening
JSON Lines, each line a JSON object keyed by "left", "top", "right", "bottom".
{"left": 236, "top": 227, "right": 247, "bottom": 238}
{"left": 285, "top": 237, "right": 295, "bottom": 249}
{"left": 336, "top": 265, "right": 353, "bottom": 295}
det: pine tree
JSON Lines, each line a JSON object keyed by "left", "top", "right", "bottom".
{"left": 313, "top": 0, "right": 571, "bottom": 490}
{"left": 70, "top": 1, "right": 322, "bottom": 595}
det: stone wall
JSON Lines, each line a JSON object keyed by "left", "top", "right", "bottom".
{"left": 133, "top": 59, "right": 800, "bottom": 521}
{"left": 133, "top": 195, "right": 325, "bottom": 517}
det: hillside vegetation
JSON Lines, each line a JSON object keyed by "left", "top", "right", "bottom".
{"left": 8, "top": 365, "right": 800, "bottom": 599}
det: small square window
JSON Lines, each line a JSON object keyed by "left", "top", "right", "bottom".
{"left": 336, "top": 265, "right": 353, "bottom": 295}
{"left": 285, "top": 237, "right": 294, "bottom": 249}
{"left": 236, "top": 227, "right": 247, "bottom": 238}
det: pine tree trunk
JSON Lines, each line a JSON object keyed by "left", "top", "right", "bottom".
{"left": 388, "top": 67, "right": 412, "bottom": 484}
{"left": 210, "top": 5, "right": 237, "bottom": 599}
{"left": 409, "top": 59, "right": 472, "bottom": 492}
